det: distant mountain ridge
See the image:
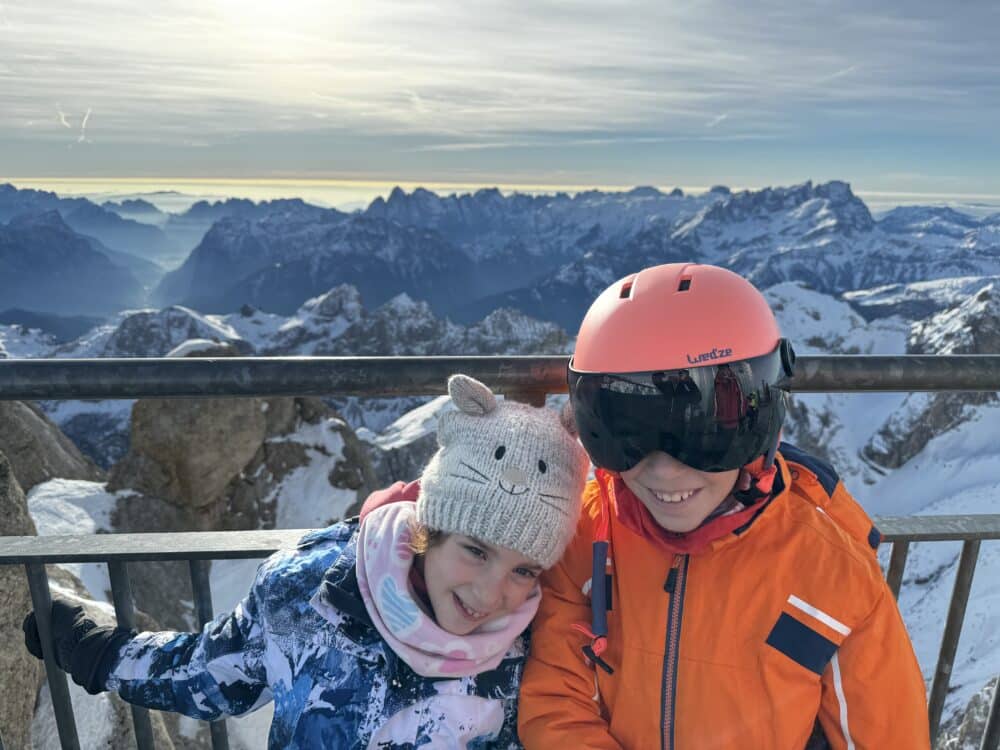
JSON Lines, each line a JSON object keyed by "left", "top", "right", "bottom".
{"left": 148, "top": 180, "right": 1000, "bottom": 329}
{"left": 0, "top": 211, "right": 145, "bottom": 315}
{"left": 0, "top": 183, "right": 178, "bottom": 264}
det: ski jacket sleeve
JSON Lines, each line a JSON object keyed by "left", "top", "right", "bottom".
{"left": 817, "top": 583, "right": 930, "bottom": 749}
{"left": 105, "top": 564, "right": 272, "bottom": 720}
{"left": 517, "top": 520, "right": 625, "bottom": 750}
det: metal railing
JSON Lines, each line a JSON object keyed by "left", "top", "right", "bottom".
{"left": 1, "top": 354, "right": 1000, "bottom": 750}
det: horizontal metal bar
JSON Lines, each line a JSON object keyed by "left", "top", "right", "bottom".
{"left": 876, "top": 515, "right": 1000, "bottom": 542}
{"left": 1, "top": 515, "right": 998, "bottom": 565}
{"left": 0, "top": 356, "right": 566, "bottom": 400}
{"left": 872, "top": 513, "right": 1000, "bottom": 542}
{"left": 0, "top": 529, "right": 309, "bottom": 564}
{"left": 1, "top": 354, "right": 1000, "bottom": 402}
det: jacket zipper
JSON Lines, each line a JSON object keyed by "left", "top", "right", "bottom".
{"left": 660, "top": 554, "right": 688, "bottom": 750}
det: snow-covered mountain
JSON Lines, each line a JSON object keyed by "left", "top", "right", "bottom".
{"left": 20, "top": 285, "right": 570, "bottom": 466}
{"left": 482, "top": 181, "right": 1000, "bottom": 329}
{"left": 154, "top": 210, "right": 485, "bottom": 315}
{"left": 160, "top": 197, "right": 337, "bottom": 260}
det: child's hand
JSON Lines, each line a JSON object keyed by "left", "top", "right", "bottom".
{"left": 22, "top": 597, "right": 135, "bottom": 694}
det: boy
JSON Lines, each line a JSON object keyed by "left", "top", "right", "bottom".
{"left": 518, "top": 263, "right": 930, "bottom": 749}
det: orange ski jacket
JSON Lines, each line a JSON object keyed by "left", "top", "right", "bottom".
{"left": 519, "top": 447, "right": 930, "bottom": 749}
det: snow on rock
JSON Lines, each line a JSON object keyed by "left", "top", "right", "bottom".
{"left": 166, "top": 337, "right": 228, "bottom": 357}
{"left": 0, "top": 324, "right": 54, "bottom": 358}
{"left": 265, "top": 418, "right": 358, "bottom": 529}
{"left": 843, "top": 276, "right": 1000, "bottom": 321}
{"left": 55, "top": 305, "right": 246, "bottom": 358}
{"left": 910, "top": 283, "right": 1000, "bottom": 355}
{"left": 27, "top": 479, "right": 118, "bottom": 602}
{"left": 766, "top": 281, "right": 908, "bottom": 355}
{"left": 861, "top": 404, "right": 1000, "bottom": 720}
{"left": 30, "top": 682, "right": 117, "bottom": 750}
{"left": 766, "top": 283, "right": 909, "bottom": 485}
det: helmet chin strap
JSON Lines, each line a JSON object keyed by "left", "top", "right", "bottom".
{"left": 734, "top": 434, "right": 781, "bottom": 502}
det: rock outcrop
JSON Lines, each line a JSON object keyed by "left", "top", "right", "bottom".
{"left": 863, "top": 285, "right": 1000, "bottom": 470}
{"left": 936, "top": 676, "right": 997, "bottom": 749}
{"left": 106, "top": 394, "right": 375, "bottom": 630}
{"left": 0, "top": 450, "right": 42, "bottom": 750}
{"left": 0, "top": 401, "right": 105, "bottom": 493}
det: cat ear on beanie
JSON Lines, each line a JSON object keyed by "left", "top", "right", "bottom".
{"left": 447, "top": 374, "right": 497, "bottom": 416}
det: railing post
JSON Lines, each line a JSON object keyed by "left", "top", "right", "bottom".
{"left": 886, "top": 540, "right": 910, "bottom": 600}
{"left": 981, "top": 676, "right": 1000, "bottom": 750}
{"left": 189, "top": 560, "right": 231, "bottom": 750}
{"left": 928, "top": 540, "right": 981, "bottom": 742}
{"left": 108, "top": 561, "right": 156, "bottom": 750}
{"left": 24, "top": 563, "right": 81, "bottom": 750}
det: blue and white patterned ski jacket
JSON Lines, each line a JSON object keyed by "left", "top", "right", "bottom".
{"left": 106, "top": 520, "right": 526, "bottom": 749}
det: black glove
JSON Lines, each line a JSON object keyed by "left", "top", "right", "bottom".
{"left": 23, "top": 597, "right": 135, "bottom": 695}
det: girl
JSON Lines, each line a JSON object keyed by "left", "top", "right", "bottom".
{"left": 25, "top": 374, "right": 588, "bottom": 748}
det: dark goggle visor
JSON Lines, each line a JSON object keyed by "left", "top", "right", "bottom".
{"left": 568, "top": 348, "right": 788, "bottom": 473}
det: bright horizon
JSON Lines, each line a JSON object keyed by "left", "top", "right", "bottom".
{"left": 6, "top": 176, "right": 1000, "bottom": 217}
{"left": 2, "top": 1, "right": 998, "bottom": 197}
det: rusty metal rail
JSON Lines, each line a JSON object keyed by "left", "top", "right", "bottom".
{"left": 1, "top": 354, "right": 1000, "bottom": 402}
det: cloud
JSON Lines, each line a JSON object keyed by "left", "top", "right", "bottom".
{"left": 2, "top": 0, "right": 998, "bottom": 185}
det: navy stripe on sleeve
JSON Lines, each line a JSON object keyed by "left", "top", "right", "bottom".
{"left": 765, "top": 613, "right": 838, "bottom": 675}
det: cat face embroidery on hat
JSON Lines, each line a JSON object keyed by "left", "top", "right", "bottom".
{"left": 417, "top": 374, "right": 588, "bottom": 570}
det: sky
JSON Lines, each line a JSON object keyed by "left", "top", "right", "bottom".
{"left": 1, "top": 0, "right": 999, "bottom": 199}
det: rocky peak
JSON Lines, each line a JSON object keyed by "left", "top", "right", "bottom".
{"left": 693, "top": 180, "right": 873, "bottom": 234}
{"left": 909, "top": 283, "right": 1000, "bottom": 355}
{"left": 878, "top": 206, "right": 980, "bottom": 238}
{"left": 301, "top": 284, "right": 365, "bottom": 322}
{"left": 98, "top": 306, "right": 243, "bottom": 357}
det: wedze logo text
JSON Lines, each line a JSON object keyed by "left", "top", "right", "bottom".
{"left": 686, "top": 347, "right": 733, "bottom": 365}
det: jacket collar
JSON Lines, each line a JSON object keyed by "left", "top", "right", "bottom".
{"left": 706, "top": 451, "right": 791, "bottom": 553}
{"left": 310, "top": 530, "right": 384, "bottom": 653}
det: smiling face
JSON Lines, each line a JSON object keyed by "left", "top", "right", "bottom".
{"left": 620, "top": 450, "right": 739, "bottom": 533}
{"left": 421, "top": 534, "right": 541, "bottom": 636}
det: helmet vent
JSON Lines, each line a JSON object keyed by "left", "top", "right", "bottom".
{"left": 619, "top": 280, "right": 634, "bottom": 299}
{"left": 678, "top": 277, "right": 692, "bottom": 291}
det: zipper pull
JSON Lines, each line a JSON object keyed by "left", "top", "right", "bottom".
{"left": 664, "top": 556, "right": 682, "bottom": 593}
{"left": 664, "top": 568, "right": 678, "bottom": 593}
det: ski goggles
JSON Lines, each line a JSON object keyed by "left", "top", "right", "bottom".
{"left": 567, "top": 343, "right": 794, "bottom": 473}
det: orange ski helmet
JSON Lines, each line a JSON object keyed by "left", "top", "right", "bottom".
{"left": 568, "top": 263, "right": 795, "bottom": 473}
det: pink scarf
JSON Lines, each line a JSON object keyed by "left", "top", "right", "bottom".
{"left": 355, "top": 502, "right": 539, "bottom": 678}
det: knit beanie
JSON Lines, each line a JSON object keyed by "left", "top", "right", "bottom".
{"left": 417, "top": 374, "right": 589, "bottom": 569}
